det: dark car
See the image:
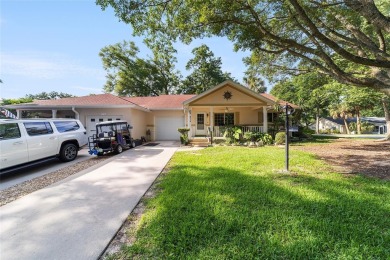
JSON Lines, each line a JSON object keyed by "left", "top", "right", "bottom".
{"left": 88, "top": 120, "right": 136, "bottom": 155}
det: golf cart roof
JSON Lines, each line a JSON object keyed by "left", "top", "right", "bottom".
{"left": 95, "top": 120, "right": 129, "bottom": 126}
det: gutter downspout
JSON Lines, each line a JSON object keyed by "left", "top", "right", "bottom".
{"left": 72, "top": 106, "right": 80, "bottom": 120}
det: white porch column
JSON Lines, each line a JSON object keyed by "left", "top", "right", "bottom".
{"left": 209, "top": 107, "right": 214, "bottom": 137}
{"left": 16, "top": 110, "right": 21, "bottom": 119}
{"left": 210, "top": 107, "right": 214, "bottom": 128}
{"left": 187, "top": 108, "right": 192, "bottom": 138}
{"left": 263, "top": 106, "right": 268, "bottom": 133}
{"left": 52, "top": 109, "right": 57, "bottom": 118}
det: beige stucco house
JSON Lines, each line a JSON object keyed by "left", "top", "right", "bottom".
{"left": 6, "top": 81, "right": 296, "bottom": 141}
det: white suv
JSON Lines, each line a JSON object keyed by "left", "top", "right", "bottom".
{"left": 0, "top": 119, "right": 88, "bottom": 173}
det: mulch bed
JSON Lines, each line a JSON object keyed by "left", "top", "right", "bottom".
{"left": 293, "top": 138, "right": 390, "bottom": 180}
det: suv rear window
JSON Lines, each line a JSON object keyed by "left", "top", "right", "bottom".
{"left": 53, "top": 121, "right": 80, "bottom": 133}
{"left": 0, "top": 123, "right": 21, "bottom": 140}
{"left": 24, "top": 122, "right": 54, "bottom": 136}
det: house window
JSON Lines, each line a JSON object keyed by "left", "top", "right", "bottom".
{"left": 267, "top": 113, "right": 278, "bottom": 123}
{"left": 214, "top": 113, "right": 234, "bottom": 126}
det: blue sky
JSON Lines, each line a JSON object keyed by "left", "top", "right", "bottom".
{"left": 0, "top": 0, "right": 250, "bottom": 99}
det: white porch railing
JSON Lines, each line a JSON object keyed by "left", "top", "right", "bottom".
{"left": 211, "top": 125, "right": 264, "bottom": 137}
{"left": 241, "top": 125, "right": 264, "bottom": 134}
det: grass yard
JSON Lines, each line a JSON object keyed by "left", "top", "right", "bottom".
{"left": 114, "top": 146, "right": 390, "bottom": 259}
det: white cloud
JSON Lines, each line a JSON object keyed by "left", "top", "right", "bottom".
{"left": 0, "top": 52, "right": 102, "bottom": 80}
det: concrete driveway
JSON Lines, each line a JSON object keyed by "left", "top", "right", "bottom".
{"left": 0, "top": 141, "right": 179, "bottom": 260}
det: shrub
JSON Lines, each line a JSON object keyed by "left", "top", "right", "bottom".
{"left": 361, "top": 122, "right": 375, "bottom": 134}
{"left": 260, "top": 133, "right": 273, "bottom": 145}
{"left": 223, "top": 126, "right": 242, "bottom": 144}
{"left": 275, "top": 132, "right": 286, "bottom": 145}
{"left": 177, "top": 128, "right": 190, "bottom": 145}
{"left": 243, "top": 132, "right": 273, "bottom": 146}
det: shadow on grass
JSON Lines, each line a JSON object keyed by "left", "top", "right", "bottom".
{"left": 291, "top": 136, "right": 340, "bottom": 146}
{"left": 123, "top": 163, "right": 390, "bottom": 259}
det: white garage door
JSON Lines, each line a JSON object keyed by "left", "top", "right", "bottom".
{"left": 86, "top": 115, "right": 123, "bottom": 135}
{"left": 155, "top": 116, "right": 184, "bottom": 141}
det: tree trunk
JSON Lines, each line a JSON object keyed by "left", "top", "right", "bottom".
{"left": 382, "top": 97, "right": 390, "bottom": 140}
{"left": 343, "top": 117, "right": 351, "bottom": 135}
{"left": 356, "top": 110, "right": 361, "bottom": 135}
{"left": 315, "top": 107, "right": 320, "bottom": 134}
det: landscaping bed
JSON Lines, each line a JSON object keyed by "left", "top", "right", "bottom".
{"left": 293, "top": 138, "right": 390, "bottom": 180}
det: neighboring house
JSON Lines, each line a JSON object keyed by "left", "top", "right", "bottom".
{"left": 311, "top": 117, "right": 387, "bottom": 134}
{"left": 310, "top": 117, "right": 353, "bottom": 134}
{"left": 362, "top": 117, "right": 388, "bottom": 134}
{"left": 4, "top": 80, "right": 297, "bottom": 141}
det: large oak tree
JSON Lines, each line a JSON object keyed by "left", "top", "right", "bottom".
{"left": 96, "top": 0, "right": 389, "bottom": 95}
{"left": 97, "top": 0, "right": 390, "bottom": 138}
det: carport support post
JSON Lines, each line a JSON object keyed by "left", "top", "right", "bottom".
{"left": 52, "top": 110, "right": 57, "bottom": 118}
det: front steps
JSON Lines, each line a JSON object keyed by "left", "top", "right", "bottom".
{"left": 189, "top": 137, "right": 210, "bottom": 147}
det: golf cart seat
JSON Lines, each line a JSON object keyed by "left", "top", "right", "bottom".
{"left": 98, "top": 131, "right": 115, "bottom": 141}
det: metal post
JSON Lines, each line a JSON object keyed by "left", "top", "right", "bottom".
{"left": 285, "top": 103, "right": 289, "bottom": 172}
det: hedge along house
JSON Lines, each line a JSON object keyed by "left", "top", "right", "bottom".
{"left": 5, "top": 80, "right": 297, "bottom": 141}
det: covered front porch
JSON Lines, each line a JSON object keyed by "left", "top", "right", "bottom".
{"left": 185, "top": 105, "right": 271, "bottom": 138}
{"left": 182, "top": 81, "right": 279, "bottom": 141}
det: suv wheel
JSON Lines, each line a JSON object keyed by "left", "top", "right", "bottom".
{"left": 115, "top": 144, "right": 123, "bottom": 154}
{"left": 60, "top": 143, "right": 78, "bottom": 162}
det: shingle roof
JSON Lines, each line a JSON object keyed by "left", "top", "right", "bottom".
{"left": 30, "top": 93, "right": 135, "bottom": 106}
{"left": 6, "top": 91, "right": 297, "bottom": 110}
{"left": 124, "top": 95, "right": 196, "bottom": 109}
{"left": 260, "top": 93, "right": 299, "bottom": 109}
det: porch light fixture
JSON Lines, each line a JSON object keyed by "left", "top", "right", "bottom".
{"left": 283, "top": 103, "right": 295, "bottom": 172}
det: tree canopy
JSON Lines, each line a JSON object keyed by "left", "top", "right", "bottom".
{"left": 100, "top": 40, "right": 181, "bottom": 96}
{"left": 179, "top": 44, "right": 233, "bottom": 94}
{"left": 1, "top": 91, "right": 75, "bottom": 105}
{"left": 96, "top": 0, "right": 390, "bottom": 95}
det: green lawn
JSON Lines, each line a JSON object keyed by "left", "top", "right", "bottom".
{"left": 115, "top": 146, "right": 390, "bottom": 259}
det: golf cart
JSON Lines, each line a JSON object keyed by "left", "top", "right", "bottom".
{"left": 88, "top": 120, "right": 136, "bottom": 156}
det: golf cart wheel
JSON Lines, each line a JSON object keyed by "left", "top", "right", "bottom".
{"left": 115, "top": 144, "right": 123, "bottom": 154}
{"left": 97, "top": 152, "right": 104, "bottom": 156}
{"left": 131, "top": 141, "right": 136, "bottom": 148}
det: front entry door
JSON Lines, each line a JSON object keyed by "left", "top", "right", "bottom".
{"left": 196, "top": 113, "right": 206, "bottom": 136}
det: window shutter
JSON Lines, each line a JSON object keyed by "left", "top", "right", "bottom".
{"left": 258, "top": 111, "right": 263, "bottom": 123}
{"left": 235, "top": 112, "right": 240, "bottom": 125}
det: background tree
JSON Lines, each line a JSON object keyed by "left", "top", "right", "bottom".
{"left": 243, "top": 64, "right": 267, "bottom": 93}
{"left": 100, "top": 40, "right": 181, "bottom": 96}
{"left": 25, "top": 91, "right": 75, "bottom": 100}
{"left": 2, "top": 91, "right": 75, "bottom": 105}
{"left": 1, "top": 92, "right": 76, "bottom": 118}
{"left": 97, "top": 0, "right": 390, "bottom": 95}
{"left": 344, "top": 87, "right": 384, "bottom": 134}
{"left": 179, "top": 44, "right": 232, "bottom": 94}
{"left": 271, "top": 72, "right": 339, "bottom": 133}
{"left": 97, "top": 0, "right": 390, "bottom": 139}
{"left": 329, "top": 103, "right": 354, "bottom": 135}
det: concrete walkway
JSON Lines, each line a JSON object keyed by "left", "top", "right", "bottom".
{"left": 0, "top": 141, "right": 179, "bottom": 260}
